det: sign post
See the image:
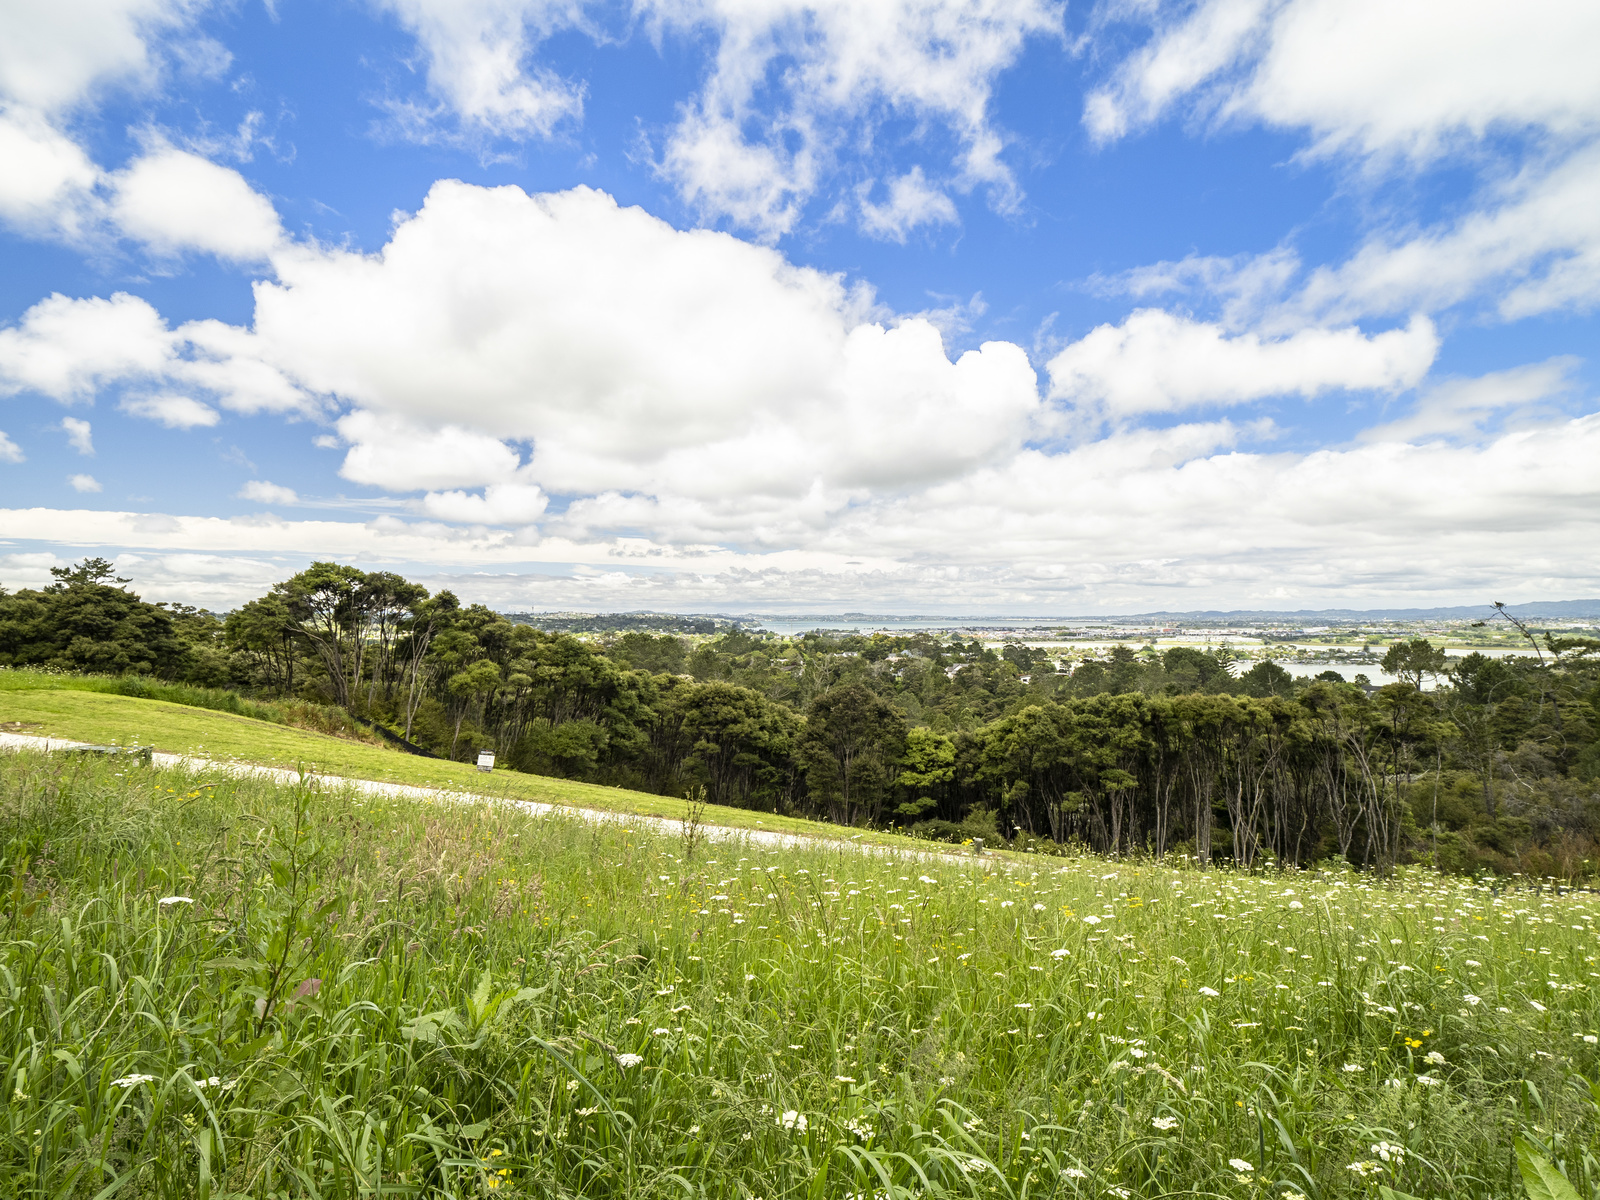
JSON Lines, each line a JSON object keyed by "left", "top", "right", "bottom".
{"left": 477, "top": 751, "right": 495, "bottom": 773}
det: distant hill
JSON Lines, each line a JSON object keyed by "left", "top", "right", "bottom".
{"left": 501, "top": 600, "right": 1600, "bottom": 630}
{"left": 1106, "top": 600, "right": 1600, "bottom": 623}
{"left": 503, "top": 611, "right": 758, "bottom": 634}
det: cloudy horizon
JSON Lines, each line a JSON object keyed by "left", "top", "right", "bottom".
{"left": 2, "top": 0, "right": 1597, "bottom": 614}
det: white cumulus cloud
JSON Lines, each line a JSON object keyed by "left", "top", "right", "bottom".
{"left": 68, "top": 473, "right": 103, "bottom": 493}
{"left": 1045, "top": 309, "right": 1437, "bottom": 417}
{"left": 0, "top": 431, "right": 23, "bottom": 463}
{"left": 248, "top": 181, "right": 1039, "bottom": 506}
{"left": 0, "top": 0, "right": 217, "bottom": 116}
{"left": 238, "top": 480, "right": 300, "bottom": 505}
{"left": 650, "top": 0, "right": 1061, "bottom": 237}
{"left": 857, "top": 168, "right": 960, "bottom": 243}
{"left": 371, "top": 0, "right": 588, "bottom": 141}
{"left": 61, "top": 417, "right": 94, "bottom": 455}
{"left": 119, "top": 392, "right": 220, "bottom": 428}
{"left": 1087, "top": 0, "right": 1600, "bottom": 158}
{"left": 0, "top": 291, "right": 313, "bottom": 416}
{"left": 107, "top": 144, "right": 283, "bottom": 261}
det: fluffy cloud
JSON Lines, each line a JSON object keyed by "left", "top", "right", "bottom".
{"left": 0, "top": 431, "right": 23, "bottom": 463}
{"left": 334, "top": 410, "right": 524, "bottom": 491}
{"left": 238, "top": 480, "right": 299, "bottom": 505}
{"left": 0, "top": 0, "right": 216, "bottom": 116}
{"left": 1085, "top": 0, "right": 1600, "bottom": 328}
{"left": 5, "top": 405, "right": 1599, "bottom": 609}
{"left": 648, "top": 0, "right": 1061, "bottom": 237}
{"left": 0, "top": 109, "right": 101, "bottom": 238}
{"left": 0, "top": 4, "right": 284, "bottom": 263}
{"left": 61, "top": 417, "right": 94, "bottom": 455}
{"left": 857, "top": 168, "right": 960, "bottom": 243}
{"left": 1046, "top": 309, "right": 1437, "bottom": 417}
{"left": 1359, "top": 358, "right": 1582, "bottom": 445}
{"left": 119, "top": 392, "right": 219, "bottom": 428}
{"left": 67, "top": 473, "right": 102, "bottom": 493}
{"left": 253, "top": 182, "right": 1039, "bottom": 504}
{"left": 417, "top": 482, "right": 549, "bottom": 525}
{"left": 0, "top": 291, "right": 312, "bottom": 416}
{"left": 107, "top": 145, "right": 282, "bottom": 261}
{"left": 1087, "top": 0, "right": 1600, "bottom": 157}
{"left": 371, "top": 0, "right": 587, "bottom": 141}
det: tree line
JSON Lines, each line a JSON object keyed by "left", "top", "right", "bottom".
{"left": 3, "top": 559, "right": 1598, "bottom": 877}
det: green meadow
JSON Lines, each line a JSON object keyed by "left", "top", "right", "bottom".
{"left": 0, "top": 671, "right": 908, "bottom": 847}
{"left": 1, "top": 748, "right": 1597, "bottom": 1198}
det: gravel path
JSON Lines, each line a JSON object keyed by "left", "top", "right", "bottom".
{"left": 0, "top": 730, "right": 969, "bottom": 863}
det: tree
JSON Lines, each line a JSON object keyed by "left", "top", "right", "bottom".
{"left": 1381, "top": 638, "right": 1448, "bottom": 689}
{"left": 224, "top": 593, "right": 300, "bottom": 693}
{"left": 276, "top": 562, "right": 367, "bottom": 708}
{"left": 0, "top": 559, "right": 183, "bottom": 675}
{"left": 893, "top": 727, "right": 957, "bottom": 822}
{"left": 680, "top": 682, "right": 798, "bottom": 809}
{"left": 797, "top": 683, "right": 906, "bottom": 826}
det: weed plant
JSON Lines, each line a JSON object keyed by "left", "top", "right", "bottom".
{"left": 0, "top": 750, "right": 1597, "bottom": 1198}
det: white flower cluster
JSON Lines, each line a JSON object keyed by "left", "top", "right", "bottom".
{"left": 777, "top": 1110, "right": 807, "bottom": 1132}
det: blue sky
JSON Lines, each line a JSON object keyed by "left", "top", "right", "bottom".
{"left": 1, "top": 0, "right": 1597, "bottom": 613}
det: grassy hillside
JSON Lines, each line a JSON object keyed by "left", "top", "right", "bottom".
{"left": 0, "top": 750, "right": 1595, "bottom": 1198}
{"left": 0, "top": 672, "right": 909, "bottom": 845}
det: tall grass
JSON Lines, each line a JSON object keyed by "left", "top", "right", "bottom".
{"left": 0, "top": 749, "right": 1596, "bottom": 1198}
{"left": 0, "top": 668, "right": 384, "bottom": 746}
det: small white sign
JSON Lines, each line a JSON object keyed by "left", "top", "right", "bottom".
{"left": 476, "top": 751, "right": 496, "bottom": 772}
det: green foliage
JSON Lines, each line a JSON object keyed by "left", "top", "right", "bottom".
{"left": 1, "top": 751, "right": 1598, "bottom": 1197}
{"left": 5, "top": 558, "right": 1599, "bottom": 878}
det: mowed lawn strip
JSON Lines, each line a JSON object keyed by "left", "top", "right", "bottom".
{"left": 0, "top": 684, "right": 925, "bottom": 849}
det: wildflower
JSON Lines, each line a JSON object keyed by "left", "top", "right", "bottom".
{"left": 777, "top": 1110, "right": 807, "bottom": 1132}
{"left": 110, "top": 1074, "right": 155, "bottom": 1089}
{"left": 616, "top": 1054, "right": 643, "bottom": 1068}
{"left": 1151, "top": 1115, "right": 1178, "bottom": 1130}
{"left": 1228, "top": 1159, "right": 1253, "bottom": 1172}
{"left": 1372, "top": 1141, "right": 1406, "bottom": 1164}
{"left": 576, "top": 1106, "right": 598, "bottom": 1116}
{"left": 1033, "top": 903, "right": 1046, "bottom": 911}
{"left": 1288, "top": 901, "right": 1304, "bottom": 910}
{"left": 1062, "top": 1167, "right": 1087, "bottom": 1179}
{"left": 1463, "top": 994, "right": 1481, "bottom": 1005}
{"left": 1585, "top": 1035, "right": 1598, "bottom": 1044}
{"left": 1348, "top": 1161, "right": 1384, "bottom": 1178}
{"left": 565, "top": 1080, "right": 580, "bottom": 1092}
{"left": 1014, "top": 1002, "right": 1033, "bottom": 1009}
{"left": 1342, "top": 1063, "right": 1362, "bottom": 1073}
{"left": 157, "top": 896, "right": 193, "bottom": 907}
{"left": 834, "top": 1075, "right": 856, "bottom": 1083}
{"left": 1082, "top": 914, "right": 1101, "bottom": 925}
{"left": 1424, "top": 1050, "right": 1446, "bottom": 1065}
{"left": 1051, "top": 948, "right": 1070, "bottom": 958}
{"left": 1109, "top": 1188, "right": 1131, "bottom": 1198}
{"left": 1529, "top": 999, "right": 1547, "bottom": 1012}
{"left": 1198, "top": 986, "right": 1220, "bottom": 997}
